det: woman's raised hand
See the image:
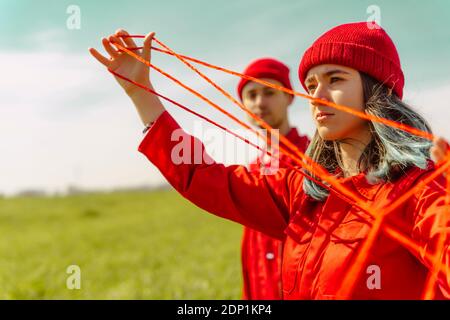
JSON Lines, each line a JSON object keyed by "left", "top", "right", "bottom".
{"left": 89, "top": 29, "right": 155, "bottom": 98}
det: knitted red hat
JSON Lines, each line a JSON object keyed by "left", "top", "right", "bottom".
{"left": 237, "top": 58, "right": 293, "bottom": 100}
{"left": 298, "top": 22, "right": 404, "bottom": 99}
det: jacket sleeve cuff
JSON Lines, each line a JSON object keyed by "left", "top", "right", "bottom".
{"left": 138, "top": 110, "right": 176, "bottom": 156}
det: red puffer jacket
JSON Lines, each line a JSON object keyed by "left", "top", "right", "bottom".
{"left": 139, "top": 111, "right": 449, "bottom": 300}
{"left": 242, "top": 128, "right": 309, "bottom": 300}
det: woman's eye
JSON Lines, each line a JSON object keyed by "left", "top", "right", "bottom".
{"left": 265, "top": 91, "right": 275, "bottom": 96}
{"left": 330, "top": 77, "right": 342, "bottom": 84}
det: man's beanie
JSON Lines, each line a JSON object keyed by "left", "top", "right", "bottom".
{"left": 237, "top": 58, "right": 293, "bottom": 100}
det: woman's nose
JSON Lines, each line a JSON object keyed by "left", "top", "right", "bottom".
{"left": 311, "top": 84, "right": 330, "bottom": 107}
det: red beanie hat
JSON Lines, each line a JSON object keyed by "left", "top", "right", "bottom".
{"left": 237, "top": 58, "right": 293, "bottom": 100}
{"left": 298, "top": 22, "right": 404, "bottom": 99}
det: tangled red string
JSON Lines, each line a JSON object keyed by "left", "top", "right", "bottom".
{"left": 109, "top": 35, "right": 450, "bottom": 299}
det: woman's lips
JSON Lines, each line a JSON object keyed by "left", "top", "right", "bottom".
{"left": 316, "top": 111, "right": 335, "bottom": 121}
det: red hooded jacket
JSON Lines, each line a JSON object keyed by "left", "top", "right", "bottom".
{"left": 139, "top": 111, "right": 449, "bottom": 299}
{"left": 242, "top": 128, "right": 309, "bottom": 300}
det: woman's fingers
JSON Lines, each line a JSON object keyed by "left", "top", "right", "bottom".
{"left": 102, "top": 37, "right": 120, "bottom": 58}
{"left": 116, "top": 29, "right": 138, "bottom": 49}
{"left": 438, "top": 137, "right": 449, "bottom": 151}
{"left": 89, "top": 30, "right": 155, "bottom": 70}
{"left": 431, "top": 136, "right": 450, "bottom": 163}
{"left": 142, "top": 32, "right": 155, "bottom": 62}
{"left": 431, "top": 148, "right": 444, "bottom": 161}
{"left": 89, "top": 47, "right": 111, "bottom": 67}
{"left": 109, "top": 35, "right": 130, "bottom": 55}
{"left": 434, "top": 137, "right": 449, "bottom": 153}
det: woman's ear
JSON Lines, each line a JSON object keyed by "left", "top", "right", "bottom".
{"left": 386, "top": 87, "right": 393, "bottom": 97}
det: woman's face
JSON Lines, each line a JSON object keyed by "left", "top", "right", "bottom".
{"left": 305, "top": 64, "right": 369, "bottom": 142}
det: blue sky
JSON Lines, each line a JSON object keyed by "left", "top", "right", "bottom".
{"left": 1, "top": 0, "right": 450, "bottom": 195}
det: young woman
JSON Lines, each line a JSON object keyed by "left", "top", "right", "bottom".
{"left": 90, "top": 22, "right": 449, "bottom": 299}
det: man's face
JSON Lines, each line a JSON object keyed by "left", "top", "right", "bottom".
{"left": 241, "top": 78, "right": 293, "bottom": 129}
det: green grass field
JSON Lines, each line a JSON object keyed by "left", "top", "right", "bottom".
{"left": 0, "top": 189, "right": 242, "bottom": 299}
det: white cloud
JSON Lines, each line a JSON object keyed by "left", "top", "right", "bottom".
{"left": 24, "top": 28, "right": 69, "bottom": 51}
{"left": 0, "top": 49, "right": 165, "bottom": 196}
{"left": 405, "top": 84, "right": 450, "bottom": 138}
{"left": 0, "top": 45, "right": 256, "bottom": 196}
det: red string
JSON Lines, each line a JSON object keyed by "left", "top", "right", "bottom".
{"left": 109, "top": 67, "right": 450, "bottom": 282}
{"left": 109, "top": 68, "right": 364, "bottom": 209}
{"left": 337, "top": 155, "right": 450, "bottom": 299}
{"left": 118, "top": 34, "right": 435, "bottom": 141}
{"left": 421, "top": 163, "right": 450, "bottom": 299}
{"left": 112, "top": 41, "right": 384, "bottom": 221}
{"left": 109, "top": 35, "right": 450, "bottom": 299}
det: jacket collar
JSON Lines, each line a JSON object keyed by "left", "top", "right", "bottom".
{"left": 336, "top": 171, "right": 384, "bottom": 201}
